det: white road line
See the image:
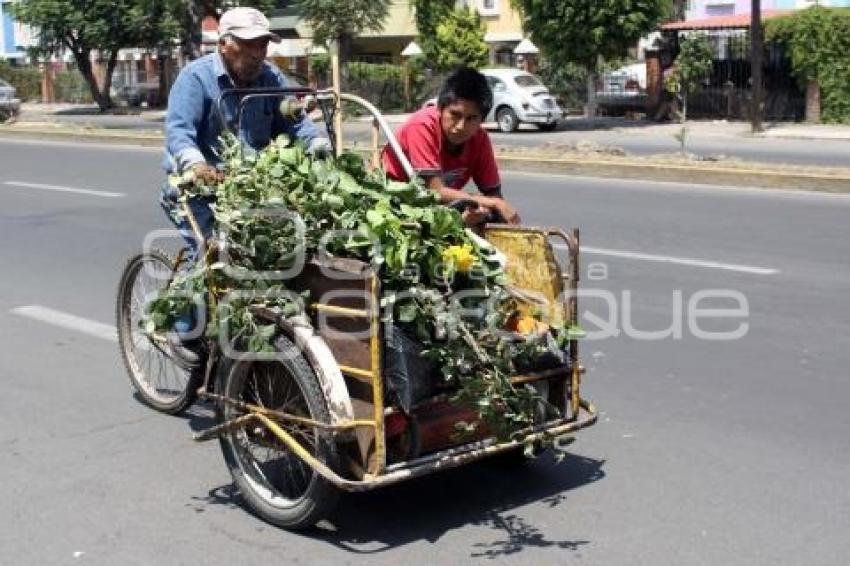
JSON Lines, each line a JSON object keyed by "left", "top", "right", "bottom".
{"left": 11, "top": 305, "right": 117, "bottom": 342}
{"left": 3, "top": 181, "right": 125, "bottom": 198}
{"left": 553, "top": 243, "right": 779, "bottom": 275}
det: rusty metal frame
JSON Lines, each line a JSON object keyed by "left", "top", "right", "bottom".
{"left": 179, "top": 91, "right": 594, "bottom": 490}
{"left": 194, "top": 223, "right": 593, "bottom": 488}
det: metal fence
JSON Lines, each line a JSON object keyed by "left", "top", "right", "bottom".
{"left": 666, "top": 29, "right": 805, "bottom": 121}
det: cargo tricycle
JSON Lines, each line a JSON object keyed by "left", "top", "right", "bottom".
{"left": 116, "top": 87, "right": 597, "bottom": 529}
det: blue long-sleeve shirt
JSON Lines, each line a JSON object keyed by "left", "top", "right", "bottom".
{"left": 162, "top": 52, "right": 319, "bottom": 174}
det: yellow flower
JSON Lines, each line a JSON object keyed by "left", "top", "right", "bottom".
{"left": 442, "top": 244, "right": 476, "bottom": 274}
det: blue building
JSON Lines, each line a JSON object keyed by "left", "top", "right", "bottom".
{"left": 0, "top": 0, "right": 27, "bottom": 61}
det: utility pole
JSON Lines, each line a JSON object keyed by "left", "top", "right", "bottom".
{"left": 750, "top": 0, "right": 764, "bottom": 132}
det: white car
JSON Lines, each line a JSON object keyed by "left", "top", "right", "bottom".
{"left": 423, "top": 68, "right": 564, "bottom": 133}
{"left": 482, "top": 68, "right": 563, "bottom": 132}
{"left": 0, "top": 78, "right": 21, "bottom": 120}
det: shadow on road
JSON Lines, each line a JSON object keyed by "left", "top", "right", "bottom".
{"left": 313, "top": 451, "right": 605, "bottom": 557}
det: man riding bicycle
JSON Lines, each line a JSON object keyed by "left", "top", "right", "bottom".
{"left": 160, "top": 7, "right": 329, "bottom": 363}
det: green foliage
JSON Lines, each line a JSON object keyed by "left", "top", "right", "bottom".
{"left": 344, "top": 61, "right": 426, "bottom": 112}
{"left": 0, "top": 61, "right": 41, "bottom": 101}
{"left": 296, "top": 0, "right": 391, "bottom": 46}
{"left": 310, "top": 54, "right": 331, "bottom": 85}
{"left": 10, "top": 0, "right": 181, "bottom": 109}
{"left": 511, "top": 0, "right": 668, "bottom": 71}
{"left": 432, "top": 7, "right": 490, "bottom": 71}
{"left": 411, "top": 0, "right": 453, "bottom": 61}
{"left": 412, "top": 0, "right": 488, "bottom": 70}
{"left": 149, "top": 136, "right": 578, "bottom": 439}
{"left": 537, "top": 60, "right": 588, "bottom": 112}
{"left": 54, "top": 71, "right": 93, "bottom": 103}
{"left": 671, "top": 34, "right": 714, "bottom": 95}
{"left": 765, "top": 6, "right": 850, "bottom": 123}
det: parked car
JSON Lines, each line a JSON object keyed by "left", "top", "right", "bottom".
{"left": 482, "top": 68, "right": 563, "bottom": 132}
{"left": 423, "top": 68, "right": 564, "bottom": 132}
{"left": 596, "top": 62, "right": 649, "bottom": 116}
{"left": 0, "top": 78, "right": 22, "bottom": 120}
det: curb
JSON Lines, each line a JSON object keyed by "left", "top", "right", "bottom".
{"left": 493, "top": 154, "right": 850, "bottom": 194}
{"left": 2, "top": 126, "right": 849, "bottom": 194}
{"left": 0, "top": 127, "right": 163, "bottom": 147}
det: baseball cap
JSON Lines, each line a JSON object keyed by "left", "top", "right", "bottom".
{"left": 219, "top": 7, "right": 281, "bottom": 42}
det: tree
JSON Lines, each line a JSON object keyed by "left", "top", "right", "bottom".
{"left": 176, "top": 1, "right": 276, "bottom": 62}
{"left": 665, "top": 33, "right": 713, "bottom": 154}
{"left": 12, "top": 0, "right": 180, "bottom": 110}
{"left": 433, "top": 7, "right": 490, "bottom": 71}
{"left": 766, "top": 7, "right": 850, "bottom": 124}
{"left": 296, "top": 0, "right": 391, "bottom": 78}
{"left": 666, "top": 33, "right": 713, "bottom": 122}
{"left": 512, "top": 0, "right": 669, "bottom": 116}
{"left": 411, "top": 0, "right": 453, "bottom": 62}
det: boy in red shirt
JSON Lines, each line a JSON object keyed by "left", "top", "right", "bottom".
{"left": 382, "top": 67, "right": 521, "bottom": 226}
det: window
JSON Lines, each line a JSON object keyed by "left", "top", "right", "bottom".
{"left": 514, "top": 74, "right": 542, "bottom": 88}
{"left": 487, "top": 77, "right": 507, "bottom": 92}
{"left": 479, "top": 0, "right": 500, "bottom": 16}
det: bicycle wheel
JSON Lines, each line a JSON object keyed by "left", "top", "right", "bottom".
{"left": 217, "top": 335, "right": 340, "bottom": 530}
{"left": 116, "top": 249, "right": 202, "bottom": 414}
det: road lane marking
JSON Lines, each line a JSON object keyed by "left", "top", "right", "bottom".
{"left": 11, "top": 305, "right": 117, "bottom": 342}
{"left": 3, "top": 181, "right": 125, "bottom": 198}
{"left": 553, "top": 243, "right": 779, "bottom": 275}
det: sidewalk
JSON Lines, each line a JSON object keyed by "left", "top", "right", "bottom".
{"left": 5, "top": 103, "right": 850, "bottom": 194}
{"left": 14, "top": 102, "right": 850, "bottom": 141}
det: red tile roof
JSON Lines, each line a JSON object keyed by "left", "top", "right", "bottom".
{"left": 662, "top": 10, "right": 793, "bottom": 31}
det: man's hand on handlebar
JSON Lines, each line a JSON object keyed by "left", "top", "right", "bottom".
{"left": 462, "top": 203, "right": 492, "bottom": 227}
{"left": 478, "top": 196, "right": 520, "bottom": 225}
{"left": 192, "top": 163, "right": 225, "bottom": 185}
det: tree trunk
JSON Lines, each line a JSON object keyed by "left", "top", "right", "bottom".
{"left": 585, "top": 68, "right": 597, "bottom": 118}
{"left": 74, "top": 51, "right": 109, "bottom": 110}
{"left": 181, "top": 1, "right": 205, "bottom": 61}
{"left": 337, "top": 32, "right": 353, "bottom": 90}
{"left": 157, "top": 49, "right": 169, "bottom": 107}
{"left": 805, "top": 81, "right": 821, "bottom": 124}
{"left": 74, "top": 49, "right": 117, "bottom": 111}
{"left": 101, "top": 51, "right": 118, "bottom": 109}
{"left": 750, "top": 0, "right": 764, "bottom": 132}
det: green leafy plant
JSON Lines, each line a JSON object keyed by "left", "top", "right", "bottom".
{"left": 148, "top": 136, "right": 579, "bottom": 439}
{"left": 666, "top": 33, "right": 714, "bottom": 124}
{"left": 512, "top": 0, "right": 668, "bottom": 115}
{"left": 766, "top": 6, "right": 850, "bottom": 124}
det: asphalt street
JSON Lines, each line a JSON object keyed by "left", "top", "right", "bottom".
{"left": 17, "top": 109, "right": 850, "bottom": 167}
{"left": 0, "top": 137, "right": 848, "bottom": 565}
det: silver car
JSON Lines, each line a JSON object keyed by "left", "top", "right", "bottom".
{"left": 482, "top": 68, "right": 563, "bottom": 132}
{"left": 0, "top": 78, "right": 21, "bottom": 119}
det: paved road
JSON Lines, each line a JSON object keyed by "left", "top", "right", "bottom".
{"left": 16, "top": 107, "right": 850, "bottom": 167}
{"left": 0, "top": 137, "right": 848, "bottom": 565}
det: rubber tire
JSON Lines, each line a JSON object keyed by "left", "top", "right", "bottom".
{"left": 217, "top": 335, "right": 340, "bottom": 530}
{"left": 497, "top": 107, "right": 520, "bottom": 133}
{"left": 116, "top": 249, "right": 202, "bottom": 414}
{"left": 536, "top": 122, "right": 559, "bottom": 132}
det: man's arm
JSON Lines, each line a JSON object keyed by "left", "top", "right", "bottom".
{"left": 165, "top": 70, "right": 208, "bottom": 173}
{"left": 269, "top": 69, "right": 321, "bottom": 147}
{"left": 424, "top": 176, "right": 520, "bottom": 224}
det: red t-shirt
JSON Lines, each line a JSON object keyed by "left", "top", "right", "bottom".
{"left": 381, "top": 106, "right": 500, "bottom": 191}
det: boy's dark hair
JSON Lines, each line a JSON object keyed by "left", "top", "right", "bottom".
{"left": 437, "top": 66, "right": 493, "bottom": 117}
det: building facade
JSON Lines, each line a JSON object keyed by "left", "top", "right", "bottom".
{"left": 0, "top": 0, "right": 25, "bottom": 61}
{"left": 686, "top": 0, "right": 850, "bottom": 20}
